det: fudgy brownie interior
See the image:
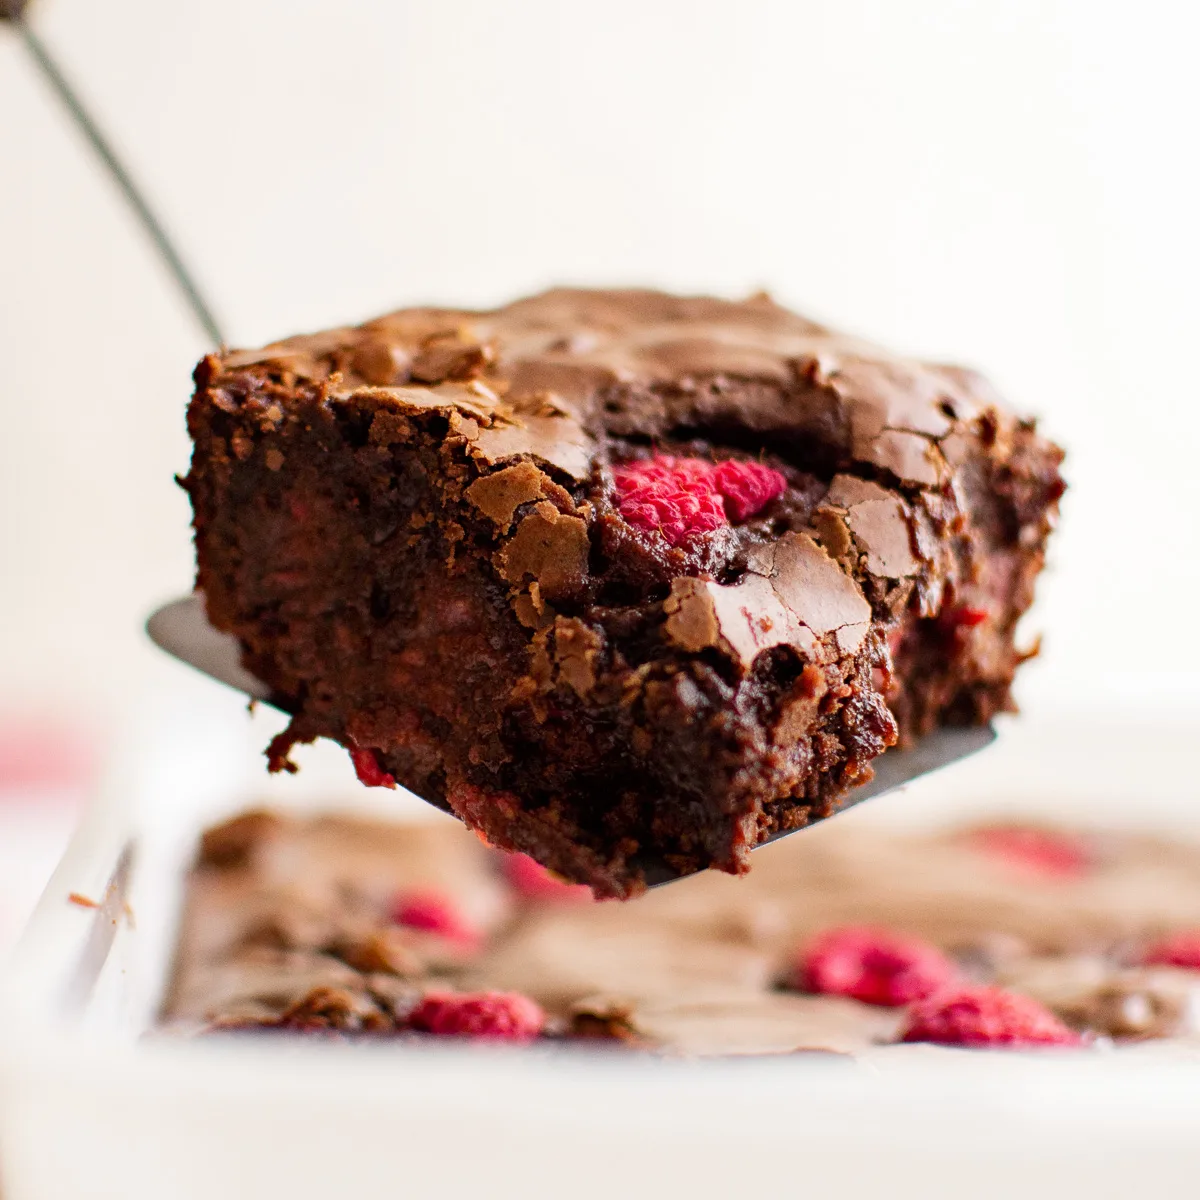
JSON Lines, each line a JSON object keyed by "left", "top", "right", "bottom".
{"left": 184, "top": 289, "right": 1064, "bottom": 896}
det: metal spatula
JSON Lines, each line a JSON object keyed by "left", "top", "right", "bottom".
{"left": 11, "top": 6, "right": 995, "bottom": 882}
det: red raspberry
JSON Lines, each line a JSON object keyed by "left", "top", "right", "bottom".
{"left": 613, "top": 457, "right": 726, "bottom": 546}
{"left": 710, "top": 459, "right": 787, "bottom": 520}
{"left": 612, "top": 455, "right": 786, "bottom": 544}
{"left": 502, "top": 852, "right": 593, "bottom": 902}
{"left": 901, "top": 985, "right": 1083, "bottom": 1048}
{"left": 408, "top": 991, "right": 545, "bottom": 1041}
{"left": 796, "top": 926, "right": 958, "bottom": 1007}
{"left": 348, "top": 747, "right": 396, "bottom": 789}
{"left": 617, "top": 455, "right": 714, "bottom": 490}
{"left": 391, "top": 889, "right": 480, "bottom": 946}
{"left": 1139, "top": 931, "right": 1200, "bottom": 969}
{"left": 967, "top": 825, "right": 1090, "bottom": 880}
{"left": 621, "top": 489, "right": 727, "bottom": 546}
{"left": 940, "top": 605, "right": 989, "bottom": 631}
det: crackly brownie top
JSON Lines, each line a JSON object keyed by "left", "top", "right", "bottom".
{"left": 207, "top": 287, "right": 1003, "bottom": 489}
{"left": 163, "top": 809, "right": 1200, "bottom": 1055}
{"left": 197, "top": 290, "right": 1058, "bottom": 686}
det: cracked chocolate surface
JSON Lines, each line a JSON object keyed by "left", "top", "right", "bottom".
{"left": 162, "top": 810, "right": 1200, "bottom": 1056}
{"left": 184, "top": 288, "right": 1064, "bottom": 896}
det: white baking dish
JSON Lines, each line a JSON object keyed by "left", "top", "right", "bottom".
{"left": 2, "top": 681, "right": 1200, "bottom": 1200}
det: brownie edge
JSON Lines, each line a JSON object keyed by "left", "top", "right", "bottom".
{"left": 183, "top": 288, "right": 1064, "bottom": 897}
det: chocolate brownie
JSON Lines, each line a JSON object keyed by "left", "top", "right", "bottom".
{"left": 162, "top": 810, "right": 1200, "bottom": 1053}
{"left": 183, "top": 289, "right": 1064, "bottom": 897}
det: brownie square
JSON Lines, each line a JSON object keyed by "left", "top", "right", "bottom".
{"left": 183, "top": 288, "right": 1063, "bottom": 897}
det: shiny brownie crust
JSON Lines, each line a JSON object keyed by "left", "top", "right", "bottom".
{"left": 183, "top": 288, "right": 1064, "bottom": 897}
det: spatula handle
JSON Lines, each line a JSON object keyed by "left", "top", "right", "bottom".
{"left": 5, "top": 4, "right": 227, "bottom": 346}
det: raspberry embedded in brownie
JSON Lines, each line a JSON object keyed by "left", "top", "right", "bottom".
{"left": 793, "top": 926, "right": 959, "bottom": 1007}
{"left": 408, "top": 991, "right": 545, "bottom": 1041}
{"left": 183, "top": 288, "right": 1064, "bottom": 897}
{"left": 900, "top": 986, "right": 1084, "bottom": 1048}
{"left": 611, "top": 455, "right": 786, "bottom": 543}
{"left": 162, "top": 810, "right": 1200, "bottom": 1055}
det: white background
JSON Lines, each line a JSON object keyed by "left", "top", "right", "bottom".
{"left": 1, "top": 11, "right": 1199, "bottom": 1186}
{"left": 2, "top": 0, "right": 1198, "bottom": 743}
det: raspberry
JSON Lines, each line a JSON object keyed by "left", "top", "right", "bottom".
{"left": 391, "top": 889, "right": 480, "bottom": 946}
{"left": 940, "top": 605, "right": 989, "bottom": 630}
{"left": 967, "top": 825, "right": 1090, "bottom": 879}
{"left": 621, "top": 489, "right": 727, "bottom": 546}
{"left": 502, "top": 852, "right": 593, "bottom": 902}
{"left": 796, "top": 926, "right": 958, "bottom": 1007}
{"left": 408, "top": 991, "right": 545, "bottom": 1041}
{"left": 612, "top": 455, "right": 784, "bottom": 545}
{"left": 349, "top": 747, "right": 396, "bottom": 789}
{"left": 617, "top": 455, "right": 713, "bottom": 490}
{"left": 938, "top": 605, "right": 990, "bottom": 647}
{"left": 901, "top": 985, "right": 1083, "bottom": 1047}
{"left": 1139, "top": 931, "right": 1200, "bottom": 969}
{"left": 710, "top": 459, "right": 787, "bottom": 520}
{"left": 613, "top": 457, "right": 725, "bottom": 546}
